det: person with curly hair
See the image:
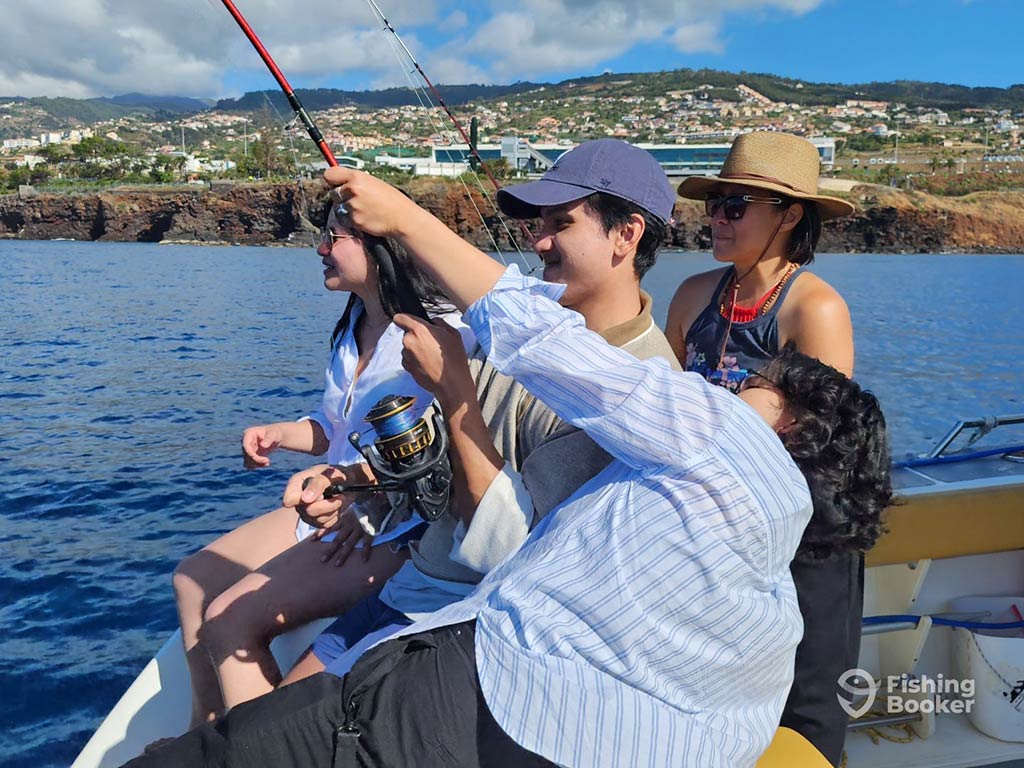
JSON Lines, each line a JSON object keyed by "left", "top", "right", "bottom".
{"left": 670, "top": 132, "right": 874, "bottom": 764}
{"left": 128, "top": 168, "right": 892, "bottom": 768}
{"left": 752, "top": 344, "right": 891, "bottom": 561}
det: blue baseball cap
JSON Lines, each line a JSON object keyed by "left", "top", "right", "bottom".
{"left": 496, "top": 139, "right": 676, "bottom": 224}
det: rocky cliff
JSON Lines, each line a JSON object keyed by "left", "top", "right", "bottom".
{"left": 2, "top": 180, "right": 1023, "bottom": 253}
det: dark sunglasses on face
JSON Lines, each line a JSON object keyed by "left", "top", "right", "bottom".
{"left": 705, "top": 194, "right": 785, "bottom": 220}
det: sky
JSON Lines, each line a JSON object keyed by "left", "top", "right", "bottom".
{"left": 0, "top": 0, "right": 1021, "bottom": 100}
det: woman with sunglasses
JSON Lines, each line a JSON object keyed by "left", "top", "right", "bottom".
{"left": 170, "top": 203, "right": 472, "bottom": 729}
{"left": 667, "top": 131, "right": 855, "bottom": 388}
{"left": 668, "top": 132, "right": 862, "bottom": 766}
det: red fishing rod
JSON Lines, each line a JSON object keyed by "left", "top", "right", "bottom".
{"left": 218, "top": 0, "right": 427, "bottom": 320}
{"left": 219, "top": 0, "right": 336, "bottom": 167}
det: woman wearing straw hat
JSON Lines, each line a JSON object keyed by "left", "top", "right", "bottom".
{"left": 668, "top": 130, "right": 856, "bottom": 385}
{"left": 669, "top": 131, "right": 862, "bottom": 766}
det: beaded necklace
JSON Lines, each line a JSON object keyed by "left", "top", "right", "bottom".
{"left": 715, "top": 212, "right": 788, "bottom": 373}
{"left": 718, "top": 261, "right": 799, "bottom": 322}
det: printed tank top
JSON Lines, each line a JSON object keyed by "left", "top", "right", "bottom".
{"left": 685, "top": 266, "right": 804, "bottom": 393}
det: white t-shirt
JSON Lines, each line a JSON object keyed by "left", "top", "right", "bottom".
{"left": 296, "top": 300, "right": 475, "bottom": 541}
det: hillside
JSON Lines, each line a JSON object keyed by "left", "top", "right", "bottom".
{"left": 3, "top": 67, "right": 1022, "bottom": 143}
{"left": 214, "top": 83, "right": 545, "bottom": 112}
{"left": 217, "top": 69, "right": 1024, "bottom": 113}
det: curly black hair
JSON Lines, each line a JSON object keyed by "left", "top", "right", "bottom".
{"left": 764, "top": 343, "right": 893, "bottom": 561}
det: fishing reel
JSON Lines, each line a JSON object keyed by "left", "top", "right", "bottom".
{"left": 324, "top": 394, "right": 451, "bottom": 522}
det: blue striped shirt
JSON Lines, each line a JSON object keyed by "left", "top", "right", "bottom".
{"left": 397, "top": 267, "right": 812, "bottom": 767}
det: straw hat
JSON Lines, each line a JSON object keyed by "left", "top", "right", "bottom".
{"left": 677, "top": 132, "right": 855, "bottom": 220}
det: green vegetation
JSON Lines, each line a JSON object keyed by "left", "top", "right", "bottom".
{"left": 215, "top": 83, "right": 544, "bottom": 112}
{"left": 27, "top": 96, "right": 145, "bottom": 124}
{"left": 216, "top": 73, "right": 1024, "bottom": 113}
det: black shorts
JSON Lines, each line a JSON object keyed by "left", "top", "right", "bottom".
{"left": 127, "top": 621, "right": 555, "bottom": 768}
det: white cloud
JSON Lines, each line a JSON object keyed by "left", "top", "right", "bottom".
{"left": 438, "top": 9, "right": 469, "bottom": 32}
{"left": 672, "top": 20, "right": 725, "bottom": 54}
{"left": 0, "top": 0, "right": 825, "bottom": 98}
{"left": 435, "top": 0, "right": 825, "bottom": 83}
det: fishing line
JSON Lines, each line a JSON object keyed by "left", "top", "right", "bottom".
{"left": 364, "top": 0, "right": 540, "bottom": 274}
{"left": 259, "top": 92, "right": 320, "bottom": 249}
{"left": 370, "top": 23, "right": 511, "bottom": 261}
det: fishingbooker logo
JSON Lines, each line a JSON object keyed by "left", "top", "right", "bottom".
{"left": 837, "top": 669, "right": 975, "bottom": 718}
{"left": 837, "top": 669, "right": 877, "bottom": 718}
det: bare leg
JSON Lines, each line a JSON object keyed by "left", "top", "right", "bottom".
{"left": 201, "top": 536, "right": 408, "bottom": 710}
{"left": 172, "top": 505, "right": 301, "bottom": 727}
{"left": 280, "top": 648, "right": 326, "bottom": 686}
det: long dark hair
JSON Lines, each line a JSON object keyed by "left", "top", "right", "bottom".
{"left": 328, "top": 233, "right": 452, "bottom": 350}
{"left": 781, "top": 196, "right": 822, "bottom": 265}
{"left": 765, "top": 343, "right": 893, "bottom": 561}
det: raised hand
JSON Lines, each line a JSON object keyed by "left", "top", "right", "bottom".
{"left": 393, "top": 314, "right": 474, "bottom": 406}
{"left": 323, "top": 167, "right": 423, "bottom": 239}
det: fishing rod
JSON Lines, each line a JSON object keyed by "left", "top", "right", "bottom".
{"left": 218, "top": 0, "right": 428, "bottom": 320}
{"left": 365, "top": 0, "right": 536, "bottom": 253}
{"left": 219, "top": 0, "right": 334, "bottom": 166}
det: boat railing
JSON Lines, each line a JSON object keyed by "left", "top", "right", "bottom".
{"left": 926, "top": 413, "right": 1024, "bottom": 459}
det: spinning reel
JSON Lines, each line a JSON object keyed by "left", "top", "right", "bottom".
{"left": 324, "top": 394, "right": 451, "bottom": 522}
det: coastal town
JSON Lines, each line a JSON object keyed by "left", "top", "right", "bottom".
{"left": 2, "top": 72, "right": 1022, "bottom": 197}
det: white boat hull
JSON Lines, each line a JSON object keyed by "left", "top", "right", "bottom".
{"left": 71, "top": 619, "right": 334, "bottom": 768}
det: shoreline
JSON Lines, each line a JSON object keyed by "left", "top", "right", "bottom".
{"left": 2, "top": 235, "right": 1021, "bottom": 257}
{"left": 3, "top": 180, "right": 1024, "bottom": 254}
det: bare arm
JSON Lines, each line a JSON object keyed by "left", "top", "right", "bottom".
{"left": 778, "top": 276, "right": 855, "bottom": 376}
{"left": 325, "top": 168, "right": 503, "bottom": 310}
{"left": 241, "top": 419, "right": 329, "bottom": 468}
{"left": 665, "top": 270, "right": 723, "bottom": 367}
{"left": 395, "top": 314, "right": 504, "bottom": 529}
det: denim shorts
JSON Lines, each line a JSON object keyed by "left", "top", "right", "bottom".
{"left": 312, "top": 591, "right": 414, "bottom": 676}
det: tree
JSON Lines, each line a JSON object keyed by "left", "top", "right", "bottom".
{"left": 37, "top": 144, "right": 69, "bottom": 164}
{"left": 1, "top": 165, "right": 31, "bottom": 190}
{"left": 479, "top": 157, "right": 513, "bottom": 180}
{"left": 149, "top": 154, "right": 185, "bottom": 183}
{"left": 71, "top": 136, "right": 125, "bottom": 160}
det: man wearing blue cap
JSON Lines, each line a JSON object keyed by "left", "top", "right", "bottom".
{"left": 129, "top": 140, "right": 892, "bottom": 767}
{"left": 129, "top": 140, "right": 684, "bottom": 767}
{"left": 493, "top": 138, "right": 676, "bottom": 330}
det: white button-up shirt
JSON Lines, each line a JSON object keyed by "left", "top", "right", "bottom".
{"left": 396, "top": 267, "right": 812, "bottom": 767}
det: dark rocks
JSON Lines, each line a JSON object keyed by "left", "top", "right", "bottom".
{"left": 0, "top": 182, "right": 328, "bottom": 245}
{"left": 1, "top": 181, "right": 1023, "bottom": 253}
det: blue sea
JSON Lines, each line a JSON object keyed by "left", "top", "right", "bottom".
{"left": 1, "top": 241, "right": 1022, "bottom": 767}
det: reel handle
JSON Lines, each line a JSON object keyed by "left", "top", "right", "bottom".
{"left": 322, "top": 481, "right": 403, "bottom": 499}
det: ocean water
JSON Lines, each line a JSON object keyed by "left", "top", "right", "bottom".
{"left": 1, "top": 241, "right": 1022, "bottom": 767}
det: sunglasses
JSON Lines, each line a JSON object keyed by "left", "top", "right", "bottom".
{"left": 320, "top": 229, "right": 358, "bottom": 246}
{"left": 705, "top": 194, "right": 784, "bottom": 220}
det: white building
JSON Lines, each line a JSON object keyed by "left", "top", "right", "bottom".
{"left": 3, "top": 137, "right": 41, "bottom": 151}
